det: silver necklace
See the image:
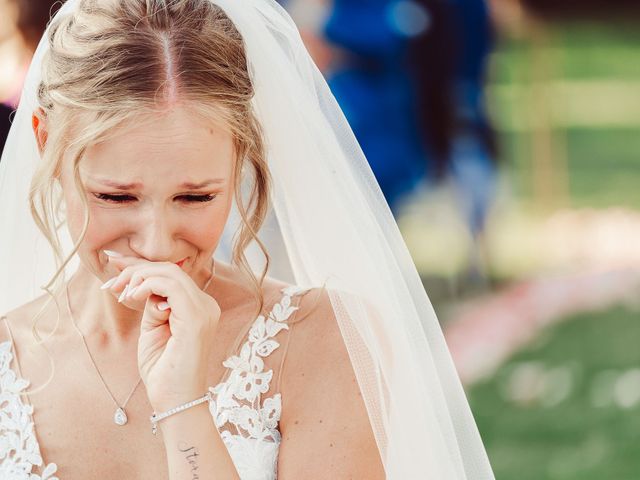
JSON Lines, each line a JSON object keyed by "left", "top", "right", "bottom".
{"left": 65, "top": 258, "right": 216, "bottom": 426}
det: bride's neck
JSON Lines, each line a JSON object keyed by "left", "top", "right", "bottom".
{"left": 62, "top": 261, "right": 251, "bottom": 347}
{"left": 66, "top": 268, "right": 142, "bottom": 347}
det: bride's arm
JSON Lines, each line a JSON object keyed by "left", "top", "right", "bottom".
{"left": 159, "top": 397, "right": 240, "bottom": 479}
{"left": 277, "top": 290, "right": 385, "bottom": 479}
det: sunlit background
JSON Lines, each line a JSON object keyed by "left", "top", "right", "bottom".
{"left": 293, "top": 1, "right": 640, "bottom": 478}
{"left": 1, "top": 0, "right": 639, "bottom": 478}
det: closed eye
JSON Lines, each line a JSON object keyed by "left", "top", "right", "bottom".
{"left": 93, "top": 193, "right": 217, "bottom": 203}
{"left": 178, "top": 194, "right": 217, "bottom": 203}
{"left": 94, "top": 193, "right": 135, "bottom": 203}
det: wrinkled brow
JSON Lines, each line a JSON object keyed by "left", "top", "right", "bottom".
{"left": 92, "top": 178, "right": 226, "bottom": 190}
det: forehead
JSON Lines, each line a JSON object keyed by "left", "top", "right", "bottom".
{"left": 78, "top": 107, "right": 235, "bottom": 183}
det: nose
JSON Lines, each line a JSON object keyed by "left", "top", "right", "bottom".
{"left": 128, "top": 205, "right": 177, "bottom": 262}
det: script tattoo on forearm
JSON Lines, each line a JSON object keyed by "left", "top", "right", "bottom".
{"left": 177, "top": 442, "right": 200, "bottom": 479}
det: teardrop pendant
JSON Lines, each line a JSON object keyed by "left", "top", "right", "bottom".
{"left": 114, "top": 407, "right": 128, "bottom": 426}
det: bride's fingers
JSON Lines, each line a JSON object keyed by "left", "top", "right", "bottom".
{"left": 130, "top": 261, "right": 188, "bottom": 281}
{"left": 101, "top": 256, "right": 149, "bottom": 295}
{"left": 104, "top": 254, "right": 147, "bottom": 278}
{"left": 128, "top": 263, "right": 192, "bottom": 288}
{"left": 125, "top": 275, "right": 178, "bottom": 301}
{"left": 105, "top": 262, "right": 193, "bottom": 300}
{"left": 140, "top": 294, "right": 171, "bottom": 333}
{"left": 126, "top": 276, "right": 203, "bottom": 322}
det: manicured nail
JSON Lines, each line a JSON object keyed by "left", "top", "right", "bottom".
{"left": 126, "top": 285, "right": 138, "bottom": 297}
{"left": 100, "top": 277, "right": 117, "bottom": 290}
{"left": 103, "top": 250, "right": 123, "bottom": 258}
{"left": 157, "top": 301, "right": 170, "bottom": 311}
{"left": 118, "top": 284, "right": 129, "bottom": 303}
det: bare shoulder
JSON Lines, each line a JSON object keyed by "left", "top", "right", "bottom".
{"left": 277, "top": 287, "right": 385, "bottom": 479}
{"left": 0, "top": 293, "right": 53, "bottom": 344}
{"left": 280, "top": 286, "right": 354, "bottom": 410}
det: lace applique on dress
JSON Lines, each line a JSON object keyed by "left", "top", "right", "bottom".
{"left": 208, "top": 285, "right": 311, "bottom": 480}
{"left": 0, "top": 341, "right": 59, "bottom": 480}
{"left": 0, "top": 285, "right": 310, "bottom": 480}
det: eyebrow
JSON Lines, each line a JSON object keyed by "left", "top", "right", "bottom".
{"left": 92, "top": 178, "right": 226, "bottom": 190}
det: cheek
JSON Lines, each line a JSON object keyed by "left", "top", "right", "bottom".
{"left": 61, "top": 193, "right": 119, "bottom": 276}
{"left": 63, "top": 189, "right": 126, "bottom": 251}
{"left": 65, "top": 188, "right": 122, "bottom": 242}
{"left": 62, "top": 190, "right": 87, "bottom": 243}
{"left": 83, "top": 209, "right": 128, "bottom": 246}
{"left": 60, "top": 174, "right": 103, "bottom": 244}
{"left": 183, "top": 201, "right": 231, "bottom": 250}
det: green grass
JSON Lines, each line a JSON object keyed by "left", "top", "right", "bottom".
{"left": 468, "top": 307, "right": 640, "bottom": 479}
{"left": 464, "top": 24, "right": 640, "bottom": 478}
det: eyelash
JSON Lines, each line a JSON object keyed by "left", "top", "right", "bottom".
{"left": 94, "top": 193, "right": 217, "bottom": 204}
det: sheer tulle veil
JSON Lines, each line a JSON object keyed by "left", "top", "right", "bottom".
{"left": 0, "top": 0, "right": 495, "bottom": 477}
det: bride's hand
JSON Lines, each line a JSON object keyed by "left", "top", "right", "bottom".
{"left": 102, "top": 255, "right": 220, "bottom": 411}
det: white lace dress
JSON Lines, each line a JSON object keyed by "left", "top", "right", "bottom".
{"left": 0, "top": 285, "right": 310, "bottom": 480}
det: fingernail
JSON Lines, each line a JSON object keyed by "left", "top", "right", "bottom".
{"left": 100, "top": 277, "right": 117, "bottom": 290}
{"left": 118, "top": 284, "right": 129, "bottom": 303}
{"left": 126, "top": 285, "right": 138, "bottom": 297}
{"left": 157, "top": 301, "right": 170, "bottom": 311}
{"left": 103, "top": 250, "right": 123, "bottom": 258}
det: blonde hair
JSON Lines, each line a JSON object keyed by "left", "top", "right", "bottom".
{"left": 25, "top": 0, "right": 272, "bottom": 392}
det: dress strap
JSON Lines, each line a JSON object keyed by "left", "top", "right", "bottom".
{"left": 274, "top": 287, "right": 318, "bottom": 392}
{"left": 1, "top": 314, "right": 18, "bottom": 357}
{"left": 0, "top": 314, "right": 30, "bottom": 403}
{"left": 2, "top": 314, "right": 15, "bottom": 337}
{"left": 213, "top": 286, "right": 303, "bottom": 388}
{"left": 224, "top": 287, "right": 287, "bottom": 362}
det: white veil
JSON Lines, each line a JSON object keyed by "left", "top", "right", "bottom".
{"left": 0, "top": 0, "right": 495, "bottom": 478}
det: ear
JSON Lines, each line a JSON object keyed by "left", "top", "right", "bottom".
{"left": 31, "top": 108, "right": 48, "bottom": 155}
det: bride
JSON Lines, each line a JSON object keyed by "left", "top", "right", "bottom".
{"left": 0, "top": 0, "right": 495, "bottom": 479}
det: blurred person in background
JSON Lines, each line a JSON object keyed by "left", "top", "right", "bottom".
{"left": 411, "top": 0, "right": 499, "bottom": 281}
{"left": 322, "top": 0, "right": 429, "bottom": 214}
{"left": 320, "top": 0, "right": 498, "bottom": 278}
{"left": 0, "top": 0, "right": 61, "bottom": 150}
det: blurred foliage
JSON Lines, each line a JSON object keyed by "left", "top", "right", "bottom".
{"left": 502, "top": 128, "right": 640, "bottom": 209}
{"left": 469, "top": 306, "right": 640, "bottom": 479}
{"left": 488, "top": 21, "right": 640, "bottom": 210}
{"left": 493, "top": 23, "right": 640, "bottom": 82}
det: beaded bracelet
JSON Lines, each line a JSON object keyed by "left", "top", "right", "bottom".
{"left": 150, "top": 390, "right": 213, "bottom": 435}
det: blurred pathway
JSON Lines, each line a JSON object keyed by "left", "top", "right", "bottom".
{"left": 444, "top": 269, "right": 640, "bottom": 385}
